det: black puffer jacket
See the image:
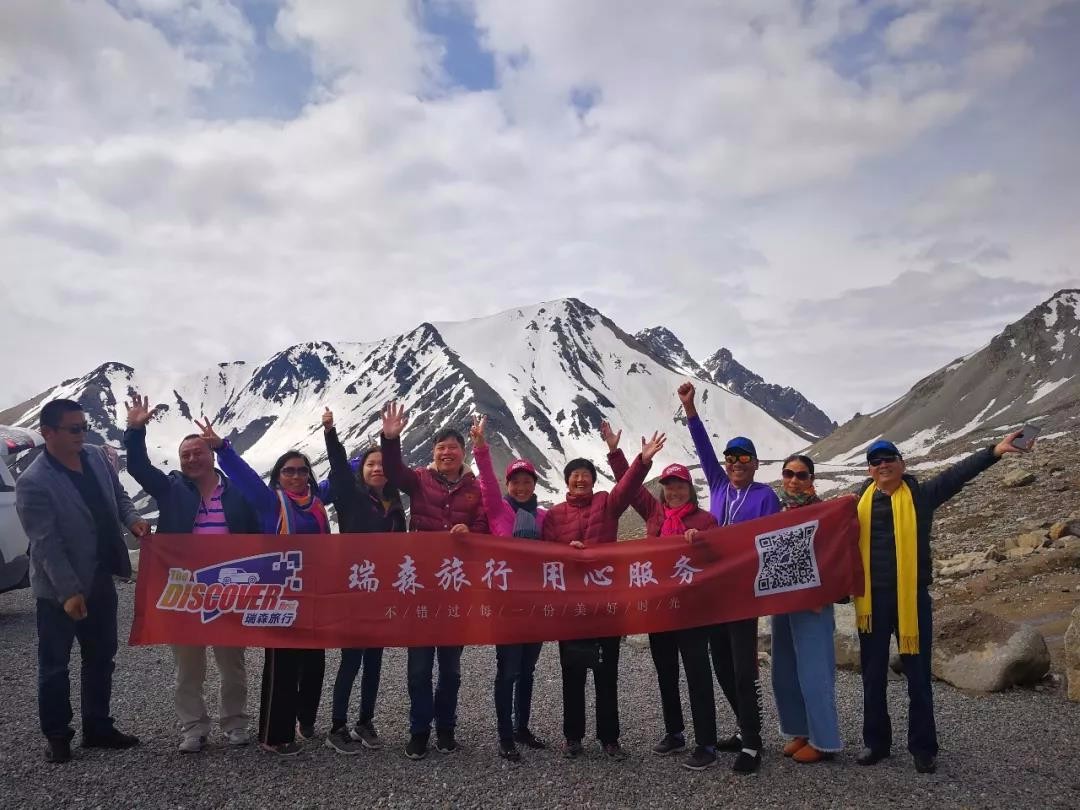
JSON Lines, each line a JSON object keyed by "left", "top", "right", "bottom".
{"left": 857, "top": 446, "right": 998, "bottom": 589}
{"left": 325, "top": 428, "right": 406, "bottom": 534}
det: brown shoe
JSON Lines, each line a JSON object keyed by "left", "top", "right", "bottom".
{"left": 792, "top": 744, "right": 832, "bottom": 764}
{"left": 782, "top": 737, "right": 808, "bottom": 757}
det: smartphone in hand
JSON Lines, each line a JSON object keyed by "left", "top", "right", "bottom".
{"left": 1012, "top": 424, "right": 1041, "bottom": 450}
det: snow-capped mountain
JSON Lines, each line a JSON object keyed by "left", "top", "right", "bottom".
{"left": 1, "top": 298, "right": 806, "bottom": 511}
{"left": 810, "top": 289, "right": 1080, "bottom": 467}
{"left": 633, "top": 327, "right": 836, "bottom": 441}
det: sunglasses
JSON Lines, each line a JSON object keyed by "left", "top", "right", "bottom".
{"left": 279, "top": 466, "right": 310, "bottom": 477}
{"left": 781, "top": 469, "right": 811, "bottom": 481}
{"left": 57, "top": 423, "right": 90, "bottom": 435}
{"left": 724, "top": 453, "right": 754, "bottom": 465}
{"left": 868, "top": 455, "right": 899, "bottom": 467}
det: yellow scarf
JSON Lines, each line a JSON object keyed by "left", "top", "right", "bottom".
{"left": 856, "top": 481, "right": 920, "bottom": 654}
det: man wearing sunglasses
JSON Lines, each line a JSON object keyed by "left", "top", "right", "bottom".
{"left": 856, "top": 431, "right": 1029, "bottom": 775}
{"left": 15, "top": 399, "right": 150, "bottom": 763}
{"left": 677, "top": 382, "right": 780, "bottom": 774}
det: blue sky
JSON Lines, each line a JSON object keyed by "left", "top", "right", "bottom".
{"left": 2, "top": 0, "right": 1078, "bottom": 420}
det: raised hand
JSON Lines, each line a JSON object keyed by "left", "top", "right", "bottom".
{"left": 600, "top": 420, "right": 622, "bottom": 453}
{"left": 641, "top": 431, "right": 667, "bottom": 463}
{"left": 677, "top": 382, "right": 697, "bottom": 418}
{"left": 192, "top": 416, "right": 223, "bottom": 450}
{"left": 469, "top": 413, "right": 487, "bottom": 448}
{"left": 322, "top": 407, "right": 334, "bottom": 431}
{"left": 381, "top": 401, "right": 408, "bottom": 440}
{"left": 994, "top": 429, "right": 1032, "bottom": 457}
{"left": 125, "top": 393, "right": 155, "bottom": 429}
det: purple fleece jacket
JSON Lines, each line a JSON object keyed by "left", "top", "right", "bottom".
{"left": 686, "top": 415, "right": 781, "bottom": 526}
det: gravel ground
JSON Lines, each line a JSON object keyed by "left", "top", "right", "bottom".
{"left": 1, "top": 582, "right": 1078, "bottom": 809}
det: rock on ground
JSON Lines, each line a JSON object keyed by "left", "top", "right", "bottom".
{"left": 1066, "top": 605, "right": 1080, "bottom": 703}
{"left": 932, "top": 607, "right": 1050, "bottom": 692}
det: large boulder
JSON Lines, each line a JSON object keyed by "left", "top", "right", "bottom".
{"left": 932, "top": 608, "right": 1050, "bottom": 692}
{"left": 1066, "top": 605, "right": 1080, "bottom": 703}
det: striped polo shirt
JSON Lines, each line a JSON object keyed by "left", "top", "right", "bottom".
{"left": 193, "top": 478, "right": 229, "bottom": 535}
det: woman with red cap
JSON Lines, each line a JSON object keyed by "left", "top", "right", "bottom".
{"left": 601, "top": 421, "right": 721, "bottom": 772}
{"left": 469, "top": 415, "right": 548, "bottom": 762}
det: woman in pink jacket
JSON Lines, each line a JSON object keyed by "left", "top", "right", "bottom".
{"left": 469, "top": 415, "right": 547, "bottom": 763}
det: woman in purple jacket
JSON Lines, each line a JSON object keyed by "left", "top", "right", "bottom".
{"left": 677, "top": 383, "right": 781, "bottom": 774}
{"left": 194, "top": 418, "right": 330, "bottom": 757}
{"left": 469, "top": 415, "right": 548, "bottom": 762}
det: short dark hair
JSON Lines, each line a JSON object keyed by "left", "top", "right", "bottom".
{"left": 432, "top": 428, "right": 465, "bottom": 449}
{"left": 269, "top": 450, "right": 315, "bottom": 491}
{"left": 178, "top": 434, "right": 209, "bottom": 451}
{"left": 40, "top": 399, "right": 83, "bottom": 429}
{"left": 563, "top": 458, "right": 597, "bottom": 484}
{"left": 782, "top": 453, "right": 815, "bottom": 477}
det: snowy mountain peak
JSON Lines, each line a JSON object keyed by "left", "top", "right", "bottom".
{"left": 633, "top": 327, "right": 707, "bottom": 378}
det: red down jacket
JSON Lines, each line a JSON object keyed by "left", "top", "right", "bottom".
{"left": 380, "top": 435, "right": 489, "bottom": 533}
{"left": 541, "top": 453, "right": 651, "bottom": 544}
{"left": 607, "top": 449, "right": 718, "bottom": 537}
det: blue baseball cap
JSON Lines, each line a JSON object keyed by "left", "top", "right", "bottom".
{"left": 866, "top": 439, "right": 901, "bottom": 461}
{"left": 723, "top": 436, "right": 757, "bottom": 458}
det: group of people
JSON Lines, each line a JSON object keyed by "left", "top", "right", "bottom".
{"left": 14, "top": 384, "right": 1030, "bottom": 775}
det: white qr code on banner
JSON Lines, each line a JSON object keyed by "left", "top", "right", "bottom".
{"left": 754, "top": 519, "right": 821, "bottom": 597}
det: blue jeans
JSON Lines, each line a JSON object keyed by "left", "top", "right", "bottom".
{"left": 407, "top": 646, "right": 462, "bottom": 735}
{"left": 859, "top": 587, "right": 937, "bottom": 757}
{"left": 494, "top": 642, "right": 542, "bottom": 742}
{"left": 331, "top": 647, "right": 384, "bottom": 730}
{"left": 36, "top": 571, "right": 118, "bottom": 740}
{"left": 771, "top": 606, "right": 843, "bottom": 752}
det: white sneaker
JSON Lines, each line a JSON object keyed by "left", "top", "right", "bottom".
{"left": 179, "top": 735, "right": 206, "bottom": 754}
{"left": 225, "top": 728, "right": 252, "bottom": 746}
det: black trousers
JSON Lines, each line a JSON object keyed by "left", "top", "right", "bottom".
{"left": 559, "top": 637, "right": 620, "bottom": 744}
{"left": 259, "top": 648, "right": 325, "bottom": 746}
{"left": 649, "top": 626, "right": 717, "bottom": 748}
{"left": 36, "top": 571, "right": 118, "bottom": 740}
{"left": 859, "top": 586, "right": 938, "bottom": 757}
{"left": 708, "top": 618, "right": 762, "bottom": 750}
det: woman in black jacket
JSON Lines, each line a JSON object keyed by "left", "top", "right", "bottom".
{"left": 321, "top": 408, "right": 407, "bottom": 755}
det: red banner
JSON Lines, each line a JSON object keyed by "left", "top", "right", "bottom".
{"left": 129, "top": 497, "right": 862, "bottom": 648}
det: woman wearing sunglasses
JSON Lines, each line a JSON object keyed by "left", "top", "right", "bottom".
{"left": 770, "top": 454, "right": 842, "bottom": 764}
{"left": 194, "top": 418, "right": 329, "bottom": 756}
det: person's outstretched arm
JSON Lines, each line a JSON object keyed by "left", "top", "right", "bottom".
{"left": 679, "top": 382, "right": 728, "bottom": 491}
{"left": 470, "top": 415, "right": 514, "bottom": 536}
{"left": 378, "top": 401, "right": 420, "bottom": 495}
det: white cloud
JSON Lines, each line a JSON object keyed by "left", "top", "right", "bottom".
{"left": 0, "top": 0, "right": 1076, "bottom": 424}
{"left": 884, "top": 8, "right": 942, "bottom": 55}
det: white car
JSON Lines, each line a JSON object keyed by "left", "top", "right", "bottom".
{"left": 0, "top": 425, "right": 43, "bottom": 593}
{"left": 218, "top": 567, "right": 259, "bottom": 585}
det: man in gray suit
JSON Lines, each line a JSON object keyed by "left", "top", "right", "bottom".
{"left": 15, "top": 399, "right": 150, "bottom": 763}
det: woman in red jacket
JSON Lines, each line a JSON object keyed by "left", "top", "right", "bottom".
{"left": 540, "top": 431, "right": 663, "bottom": 761}
{"left": 601, "top": 422, "right": 721, "bottom": 771}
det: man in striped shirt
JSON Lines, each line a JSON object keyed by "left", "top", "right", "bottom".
{"left": 123, "top": 395, "right": 263, "bottom": 754}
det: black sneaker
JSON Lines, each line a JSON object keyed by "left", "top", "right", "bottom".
{"left": 82, "top": 728, "right": 140, "bottom": 749}
{"left": 683, "top": 746, "right": 717, "bottom": 771}
{"left": 652, "top": 732, "right": 687, "bottom": 756}
{"left": 855, "top": 747, "right": 890, "bottom": 766}
{"left": 435, "top": 729, "right": 459, "bottom": 754}
{"left": 351, "top": 720, "right": 384, "bottom": 750}
{"left": 732, "top": 749, "right": 761, "bottom": 774}
{"left": 498, "top": 739, "right": 521, "bottom": 762}
{"left": 564, "top": 739, "right": 584, "bottom": 759}
{"left": 514, "top": 728, "right": 548, "bottom": 749}
{"left": 913, "top": 753, "right": 937, "bottom": 774}
{"left": 325, "top": 727, "right": 362, "bottom": 755}
{"left": 405, "top": 732, "right": 429, "bottom": 760}
{"left": 716, "top": 733, "right": 743, "bottom": 752}
{"left": 602, "top": 742, "right": 628, "bottom": 761}
{"left": 260, "top": 741, "right": 303, "bottom": 756}
{"left": 45, "top": 737, "right": 72, "bottom": 764}
{"left": 296, "top": 723, "right": 317, "bottom": 742}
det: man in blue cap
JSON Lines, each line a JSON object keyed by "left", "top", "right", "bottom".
{"left": 678, "top": 382, "right": 781, "bottom": 774}
{"left": 855, "top": 430, "right": 1029, "bottom": 774}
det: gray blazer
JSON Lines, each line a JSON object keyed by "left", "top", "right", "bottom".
{"left": 15, "top": 446, "right": 139, "bottom": 603}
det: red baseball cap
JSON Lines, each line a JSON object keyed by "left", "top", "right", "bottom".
{"left": 659, "top": 463, "right": 692, "bottom": 484}
{"left": 505, "top": 458, "right": 538, "bottom": 481}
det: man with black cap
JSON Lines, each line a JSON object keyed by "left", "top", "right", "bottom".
{"left": 678, "top": 382, "right": 780, "bottom": 774}
{"left": 856, "top": 430, "right": 1029, "bottom": 774}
